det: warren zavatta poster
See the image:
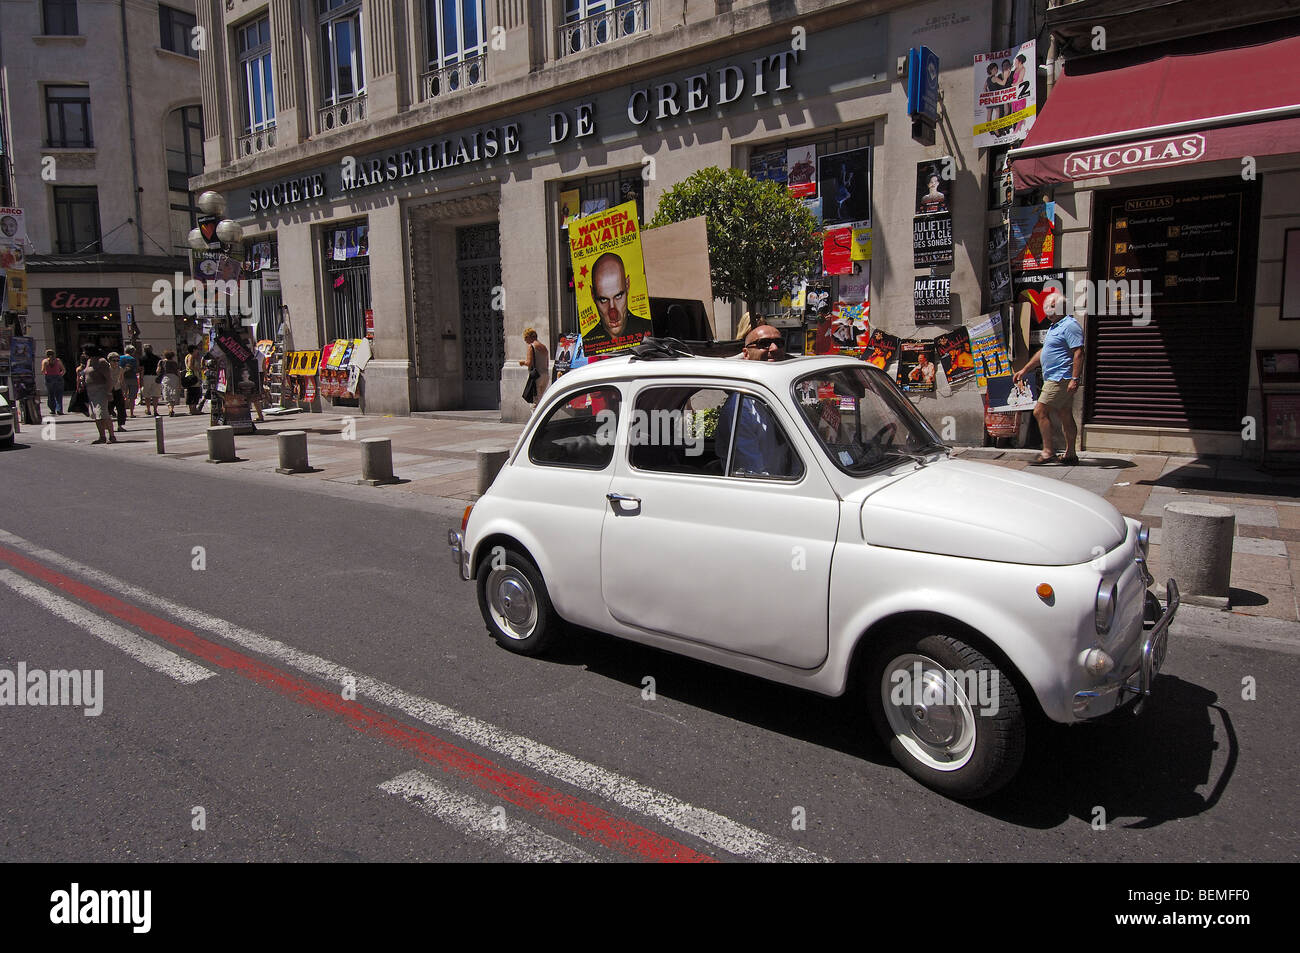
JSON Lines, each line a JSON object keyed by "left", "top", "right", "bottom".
{"left": 914, "top": 276, "right": 951, "bottom": 324}
{"left": 1010, "top": 201, "right": 1056, "bottom": 270}
{"left": 864, "top": 328, "right": 899, "bottom": 371}
{"left": 973, "top": 40, "right": 1037, "bottom": 148}
{"left": 787, "top": 147, "right": 817, "bottom": 198}
{"left": 818, "top": 148, "right": 871, "bottom": 226}
{"left": 934, "top": 327, "right": 976, "bottom": 386}
{"left": 916, "top": 160, "right": 953, "bottom": 215}
{"left": 898, "top": 339, "right": 938, "bottom": 393}
{"left": 1013, "top": 269, "right": 1066, "bottom": 345}
{"left": 568, "top": 199, "right": 651, "bottom": 358}
{"left": 913, "top": 213, "right": 953, "bottom": 267}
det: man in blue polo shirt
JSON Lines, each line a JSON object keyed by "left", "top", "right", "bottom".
{"left": 1014, "top": 290, "right": 1084, "bottom": 465}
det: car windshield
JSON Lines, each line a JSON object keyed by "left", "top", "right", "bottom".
{"left": 792, "top": 364, "right": 946, "bottom": 474}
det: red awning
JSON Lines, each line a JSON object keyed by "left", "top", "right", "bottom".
{"left": 1011, "top": 32, "right": 1300, "bottom": 189}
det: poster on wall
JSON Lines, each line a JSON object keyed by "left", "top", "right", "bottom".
{"left": 559, "top": 189, "right": 581, "bottom": 229}
{"left": 833, "top": 268, "right": 870, "bottom": 346}
{"left": 973, "top": 40, "right": 1037, "bottom": 148}
{"left": 568, "top": 199, "right": 651, "bottom": 358}
{"left": 970, "top": 312, "right": 1012, "bottom": 386}
{"left": 749, "top": 151, "right": 788, "bottom": 185}
{"left": 914, "top": 276, "right": 951, "bottom": 324}
{"left": 934, "top": 327, "right": 975, "bottom": 386}
{"left": 787, "top": 147, "right": 817, "bottom": 198}
{"left": 985, "top": 373, "right": 1038, "bottom": 413}
{"left": 1265, "top": 393, "right": 1300, "bottom": 452}
{"left": 864, "top": 328, "right": 899, "bottom": 371}
{"left": 897, "top": 339, "right": 938, "bottom": 393}
{"left": 818, "top": 148, "right": 871, "bottom": 226}
{"left": 915, "top": 160, "right": 953, "bottom": 215}
{"left": 822, "top": 227, "right": 854, "bottom": 275}
{"left": 1010, "top": 202, "right": 1056, "bottom": 270}
{"left": 913, "top": 214, "right": 953, "bottom": 268}
{"left": 1013, "top": 269, "right": 1067, "bottom": 345}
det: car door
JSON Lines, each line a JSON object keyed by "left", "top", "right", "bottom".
{"left": 598, "top": 381, "right": 840, "bottom": 669}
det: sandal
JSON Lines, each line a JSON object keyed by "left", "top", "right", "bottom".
{"left": 1060, "top": 454, "right": 1080, "bottom": 466}
{"left": 1029, "top": 453, "right": 1057, "bottom": 466}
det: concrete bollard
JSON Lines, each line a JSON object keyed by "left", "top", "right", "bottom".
{"left": 206, "top": 426, "right": 236, "bottom": 463}
{"left": 358, "top": 437, "right": 398, "bottom": 485}
{"left": 476, "top": 447, "right": 510, "bottom": 495}
{"left": 1163, "top": 501, "right": 1235, "bottom": 608}
{"left": 155, "top": 415, "right": 165, "bottom": 454}
{"left": 276, "top": 430, "right": 309, "bottom": 474}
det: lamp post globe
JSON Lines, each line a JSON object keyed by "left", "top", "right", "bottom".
{"left": 196, "top": 190, "right": 227, "bottom": 216}
{"left": 187, "top": 227, "right": 207, "bottom": 251}
{"left": 216, "top": 219, "right": 244, "bottom": 245}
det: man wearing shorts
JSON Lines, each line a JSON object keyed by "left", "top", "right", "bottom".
{"left": 1014, "top": 290, "right": 1083, "bottom": 465}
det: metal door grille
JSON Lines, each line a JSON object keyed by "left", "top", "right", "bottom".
{"left": 458, "top": 224, "right": 503, "bottom": 408}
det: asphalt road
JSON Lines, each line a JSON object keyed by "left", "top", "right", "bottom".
{"left": 1, "top": 438, "right": 1298, "bottom": 863}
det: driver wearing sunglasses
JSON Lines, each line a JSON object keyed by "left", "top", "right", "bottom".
{"left": 716, "top": 324, "right": 794, "bottom": 477}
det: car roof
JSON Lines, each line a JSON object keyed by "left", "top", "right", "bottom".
{"left": 553, "top": 354, "right": 881, "bottom": 391}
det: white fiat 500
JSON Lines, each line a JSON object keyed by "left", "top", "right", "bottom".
{"left": 450, "top": 348, "right": 1177, "bottom": 798}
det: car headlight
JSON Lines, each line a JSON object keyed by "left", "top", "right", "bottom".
{"left": 1137, "top": 525, "right": 1150, "bottom": 557}
{"left": 1095, "top": 578, "right": 1118, "bottom": 634}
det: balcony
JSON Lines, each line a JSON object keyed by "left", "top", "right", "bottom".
{"left": 316, "top": 94, "right": 367, "bottom": 134}
{"left": 420, "top": 52, "right": 488, "bottom": 102}
{"left": 556, "top": 1, "right": 650, "bottom": 58}
{"left": 237, "top": 124, "right": 277, "bottom": 158}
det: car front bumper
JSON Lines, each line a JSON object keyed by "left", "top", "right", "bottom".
{"left": 1072, "top": 577, "right": 1179, "bottom": 719}
{"left": 447, "top": 530, "right": 471, "bottom": 581}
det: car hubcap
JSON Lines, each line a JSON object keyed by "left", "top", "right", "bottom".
{"left": 881, "top": 653, "right": 977, "bottom": 771}
{"left": 488, "top": 567, "right": 537, "bottom": 640}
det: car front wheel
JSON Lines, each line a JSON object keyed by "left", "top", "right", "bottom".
{"left": 476, "top": 547, "right": 560, "bottom": 656}
{"left": 867, "top": 632, "right": 1025, "bottom": 799}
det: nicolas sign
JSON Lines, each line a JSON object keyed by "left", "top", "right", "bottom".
{"left": 1064, "top": 134, "right": 1206, "bottom": 179}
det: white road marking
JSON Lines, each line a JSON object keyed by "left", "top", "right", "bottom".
{"left": 0, "top": 569, "right": 215, "bottom": 685}
{"left": 380, "top": 769, "right": 596, "bottom": 863}
{"left": 0, "top": 530, "right": 826, "bottom": 863}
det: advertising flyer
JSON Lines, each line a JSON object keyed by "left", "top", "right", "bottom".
{"left": 822, "top": 227, "right": 854, "bottom": 275}
{"left": 749, "top": 151, "right": 788, "bottom": 185}
{"left": 818, "top": 148, "right": 871, "bottom": 226}
{"left": 985, "top": 373, "right": 1038, "bottom": 412}
{"left": 559, "top": 189, "right": 581, "bottom": 229}
{"left": 1009, "top": 202, "right": 1056, "bottom": 270}
{"left": 970, "top": 311, "right": 1011, "bottom": 386}
{"left": 914, "top": 276, "right": 951, "bottom": 324}
{"left": 915, "top": 160, "right": 953, "bottom": 215}
{"left": 898, "top": 339, "right": 938, "bottom": 393}
{"left": 913, "top": 214, "right": 954, "bottom": 267}
{"left": 864, "top": 328, "right": 899, "bottom": 371}
{"left": 568, "top": 199, "right": 651, "bottom": 358}
{"left": 787, "top": 147, "right": 817, "bottom": 198}
{"left": 1013, "top": 269, "right": 1067, "bottom": 345}
{"left": 973, "top": 40, "right": 1037, "bottom": 148}
{"left": 934, "top": 327, "right": 976, "bottom": 386}
{"left": 833, "top": 269, "right": 870, "bottom": 346}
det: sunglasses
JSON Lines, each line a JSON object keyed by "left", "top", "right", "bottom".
{"left": 745, "top": 337, "right": 783, "bottom": 349}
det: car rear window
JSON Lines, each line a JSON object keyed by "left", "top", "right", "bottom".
{"left": 528, "top": 386, "right": 621, "bottom": 470}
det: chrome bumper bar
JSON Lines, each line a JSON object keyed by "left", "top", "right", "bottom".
{"left": 1073, "top": 578, "right": 1179, "bottom": 719}
{"left": 447, "top": 530, "right": 471, "bottom": 581}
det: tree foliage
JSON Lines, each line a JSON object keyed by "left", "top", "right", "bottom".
{"left": 648, "top": 166, "right": 821, "bottom": 315}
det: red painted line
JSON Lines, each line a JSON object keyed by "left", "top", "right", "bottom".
{"left": 0, "top": 543, "right": 716, "bottom": 863}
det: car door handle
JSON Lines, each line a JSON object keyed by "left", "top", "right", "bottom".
{"left": 606, "top": 493, "right": 642, "bottom": 512}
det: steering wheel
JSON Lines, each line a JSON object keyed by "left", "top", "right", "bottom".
{"left": 869, "top": 422, "right": 897, "bottom": 447}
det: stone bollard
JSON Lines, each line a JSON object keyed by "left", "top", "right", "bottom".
{"left": 276, "top": 430, "right": 309, "bottom": 474}
{"left": 155, "top": 416, "right": 165, "bottom": 454}
{"left": 1163, "top": 501, "right": 1235, "bottom": 608}
{"left": 358, "top": 437, "right": 398, "bottom": 485}
{"left": 206, "top": 426, "right": 236, "bottom": 463}
{"left": 476, "top": 447, "right": 510, "bottom": 495}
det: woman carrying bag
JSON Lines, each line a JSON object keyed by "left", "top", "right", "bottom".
{"left": 518, "top": 328, "right": 549, "bottom": 408}
{"left": 158, "top": 350, "right": 183, "bottom": 417}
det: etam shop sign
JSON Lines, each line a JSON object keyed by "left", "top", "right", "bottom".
{"left": 43, "top": 288, "right": 120, "bottom": 313}
{"left": 1064, "top": 134, "right": 1206, "bottom": 178}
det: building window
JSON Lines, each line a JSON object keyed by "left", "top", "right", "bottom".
{"left": 159, "top": 5, "right": 197, "bottom": 56}
{"left": 425, "top": 0, "right": 485, "bottom": 67}
{"left": 166, "top": 105, "right": 204, "bottom": 252}
{"left": 238, "top": 17, "right": 275, "bottom": 131}
{"left": 559, "top": 0, "right": 647, "bottom": 56}
{"left": 53, "top": 186, "right": 101, "bottom": 253}
{"left": 45, "top": 85, "right": 93, "bottom": 148}
{"left": 42, "top": 0, "right": 79, "bottom": 35}
{"left": 318, "top": 0, "right": 365, "bottom": 106}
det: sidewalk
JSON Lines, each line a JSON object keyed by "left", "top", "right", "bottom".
{"left": 19, "top": 410, "right": 1300, "bottom": 622}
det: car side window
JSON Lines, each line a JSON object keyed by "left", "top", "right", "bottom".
{"left": 628, "top": 386, "right": 729, "bottom": 476}
{"left": 528, "top": 386, "right": 621, "bottom": 470}
{"left": 716, "top": 392, "right": 804, "bottom": 480}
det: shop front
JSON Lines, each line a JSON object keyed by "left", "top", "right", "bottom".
{"left": 1010, "top": 26, "right": 1300, "bottom": 458}
{"left": 45, "top": 287, "right": 123, "bottom": 387}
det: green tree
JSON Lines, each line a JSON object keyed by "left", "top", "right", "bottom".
{"left": 648, "top": 166, "right": 820, "bottom": 323}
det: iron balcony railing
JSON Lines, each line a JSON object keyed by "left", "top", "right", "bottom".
{"left": 420, "top": 51, "right": 488, "bottom": 101}
{"left": 316, "top": 93, "right": 367, "bottom": 133}
{"left": 556, "top": 1, "right": 649, "bottom": 57}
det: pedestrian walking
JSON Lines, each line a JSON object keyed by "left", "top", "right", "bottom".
{"left": 183, "top": 345, "right": 203, "bottom": 414}
{"left": 120, "top": 345, "right": 140, "bottom": 418}
{"left": 139, "top": 344, "right": 162, "bottom": 417}
{"left": 1015, "top": 290, "right": 1084, "bottom": 465}
{"left": 83, "top": 345, "right": 117, "bottom": 444}
{"left": 41, "top": 349, "right": 66, "bottom": 415}
{"left": 519, "top": 328, "right": 549, "bottom": 408}
{"left": 106, "top": 351, "right": 127, "bottom": 432}
{"left": 158, "top": 350, "right": 183, "bottom": 416}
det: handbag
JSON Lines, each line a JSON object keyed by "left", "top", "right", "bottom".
{"left": 521, "top": 366, "right": 540, "bottom": 403}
